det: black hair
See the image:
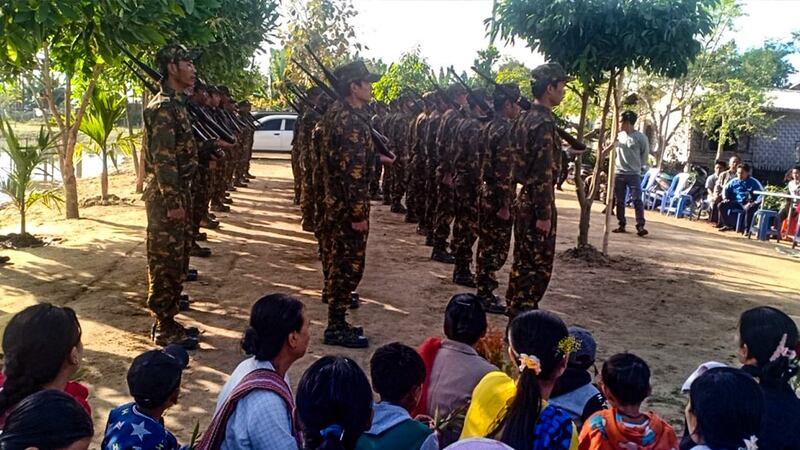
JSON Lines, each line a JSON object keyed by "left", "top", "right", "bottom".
{"left": 689, "top": 367, "right": 764, "bottom": 449}
{"left": 241, "top": 293, "right": 304, "bottom": 362}
{"left": 792, "top": 165, "right": 800, "bottom": 172}
{"left": 443, "top": 294, "right": 487, "bottom": 346}
{"left": 370, "top": 343, "right": 425, "bottom": 403}
{"left": 0, "top": 389, "right": 93, "bottom": 450}
{"left": 335, "top": 80, "right": 364, "bottom": 99}
{"left": 739, "top": 163, "right": 752, "bottom": 172}
{"left": 296, "top": 356, "right": 373, "bottom": 450}
{"left": 531, "top": 78, "right": 560, "bottom": 99}
{"left": 714, "top": 160, "right": 727, "bottom": 168}
{"left": 601, "top": 353, "right": 651, "bottom": 406}
{"left": 738, "top": 306, "right": 799, "bottom": 387}
{"left": 621, "top": 110, "right": 638, "bottom": 125}
{"left": 492, "top": 310, "right": 568, "bottom": 450}
{"left": 0, "top": 304, "right": 82, "bottom": 416}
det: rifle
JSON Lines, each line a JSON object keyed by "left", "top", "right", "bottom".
{"left": 116, "top": 42, "right": 237, "bottom": 144}
{"left": 286, "top": 84, "right": 326, "bottom": 116}
{"left": 427, "top": 71, "right": 462, "bottom": 111}
{"left": 469, "top": 66, "right": 586, "bottom": 152}
{"left": 447, "top": 67, "right": 492, "bottom": 118}
{"left": 293, "top": 54, "right": 394, "bottom": 160}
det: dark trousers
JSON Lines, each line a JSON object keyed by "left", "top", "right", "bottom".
{"left": 614, "top": 173, "right": 645, "bottom": 228}
{"left": 718, "top": 201, "right": 757, "bottom": 230}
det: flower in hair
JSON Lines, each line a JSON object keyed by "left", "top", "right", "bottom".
{"left": 557, "top": 335, "right": 581, "bottom": 355}
{"left": 518, "top": 353, "right": 542, "bottom": 375}
{"left": 769, "top": 334, "right": 798, "bottom": 362}
{"left": 739, "top": 435, "right": 758, "bottom": 450}
{"left": 320, "top": 424, "right": 344, "bottom": 440}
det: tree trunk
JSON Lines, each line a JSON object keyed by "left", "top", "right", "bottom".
{"left": 40, "top": 43, "right": 104, "bottom": 220}
{"left": 715, "top": 116, "right": 727, "bottom": 161}
{"left": 20, "top": 203, "right": 26, "bottom": 235}
{"left": 574, "top": 88, "right": 592, "bottom": 248}
{"left": 101, "top": 146, "right": 109, "bottom": 201}
{"left": 602, "top": 72, "right": 625, "bottom": 256}
{"left": 576, "top": 76, "right": 616, "bottom": 248}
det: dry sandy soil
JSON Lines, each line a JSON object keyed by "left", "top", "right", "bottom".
{"left": 1, "top": 159, "right": 799, "bottom": 446}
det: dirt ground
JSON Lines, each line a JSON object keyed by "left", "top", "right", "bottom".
{"left": 1, "top": 159, "right": 799, "bottom": 445}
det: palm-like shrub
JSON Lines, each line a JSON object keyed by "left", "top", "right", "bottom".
{"left": 79, "top": 89, "right": 126, "bottom": 201}
{"left": 0, "top": 117, "right": 63, "bottom": 235}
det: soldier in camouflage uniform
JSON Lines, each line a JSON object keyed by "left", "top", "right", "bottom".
{"left": 387, "top": 95, "right": 415, "bottom": 215}
{"left": 237, "top": 100, "right": 256, "bottom": 183}
{"left": 187, "top": 84, "right": 217, "bottom": 262}
{"left": 207, "top": 86, "right": 233, "bottom": 213}
{"left": 405, "top": 93, "right": 434, "bottom": 225}
{"left": 506, "top": 63, "right": 570, "bottom": 318}
{"left": 422, "top": 94, "right": 446, "bottom": 244}
{"left": 370, "top": 101, "right": 388, "bottom": 200}
{"left": 319, "top": 60, "right": 382, "bottom": 348}
{"left": 451, "top": 89, "right": 491, "bottom": 287}
{"left": 475, "top": 84, "right": 522, "bottom": 313}
{"left": 299, "top": 87, "right": 325, "bottom": 232}
{"left": 381, "top": 101, "right": 399, "bottom": 206}
{"left": 431, "top": 85, "right": 468, "bottom": 264}
{"left": 142, "top": 44, "right": 202, "bottom": 349}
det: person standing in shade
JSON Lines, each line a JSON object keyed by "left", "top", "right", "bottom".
{"left": 506, "top": 63, "right": 569, "bottom": 317}
{"left": 142, "top": 44, "right": 201, "bottom": 349}
{"left": 612, "top": 110, "right": 650, "bottom": 237}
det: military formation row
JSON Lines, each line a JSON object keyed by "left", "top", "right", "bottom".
{"left": 290, "top": 59, "right": 575, "bottom": 348}
{"left": 140, "top": 44, "right": 259, "bottom": 350}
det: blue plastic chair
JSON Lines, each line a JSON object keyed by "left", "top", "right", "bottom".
{"left": 661, "top": 173, "right": 691, "bottom": 214}
{"left": 747, "top": 209, "right": 780, "bottom": 241}
{"left": 649, "top": 175, "right": 678, "bottom": 211}
{"left": 641, "top": 169, "right": 661, "bottom": 208}
{"left": 727, "top": 208, "right": 746, "bottom": 233}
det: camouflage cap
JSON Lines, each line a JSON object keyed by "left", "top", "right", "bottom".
{"left": 217, "top": 85, "right": 232, "bottom": 97}
{"left": 447, "top": 84, "right": 467, "bottom": 98}
{"left": 155, "top": 44, "right": 200, "bottom": 69}
{"left": 334, "top": 60, "right": 382, "bottom": 86}
{"left": 493, "top": 83, "right": 521, "bottom": 103}
{"left": 531, "top": 62, "right": 573, "bottom": 84}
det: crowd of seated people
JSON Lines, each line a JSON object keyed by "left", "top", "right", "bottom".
{"left": 0, "top": 296, "right": 798, "bottom": 450}
{"left": 704, "top": 156, "right": 800, "bottom": 239}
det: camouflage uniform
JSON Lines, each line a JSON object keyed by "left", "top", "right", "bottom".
{"left": 298, "top": 109, "right": 321, "bottom": 230}
{"left": 388, "top": 106, "right": 412, "bottom": 210}
{"left": 406, "top": 108, "right": 429, "bottom": 223}
{"left": 319, "top": 60, "right": 380, "bottom": 348}
{"left": 422, "top": 108, "right": 443, "bottom": 240}
{"left": 432, "top": 107, "right": 464, "bottom": 251}
{"left": 320, "top": 99, "right": 373, "bottom": 339}
{"left": 451, "top": 113, "right": 484, "bottom": 275}
{"left": 290, "top": 114, "right": 303, "bottom": 204}
{"left": 506, "top": 104, "right": 560, "bottom": 315}
{"left": 476, "top": 115, "right": 515, "bottom": 298}
{"left": 143, "top": 81, "right": 198, "bottom": 333}
{"left": 381, "top": 110, "right": 397, "bottom": 205}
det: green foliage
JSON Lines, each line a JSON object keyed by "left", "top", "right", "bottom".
{"left": 692, "top": 78, "right": 775, "bottom": 157}
{"left": 0, "top": 117, "right": 62, "bottom": 234}
{"left": 495, "top": 59, "right": 532, "bottom": 98}
{"left": 80, "top": 89, "right": 126, "bottom": 153}
{"left": 282, "top": 0, "right": 362, "bottom": 88}
{"left": 760, "top": 185, "right": 786, "bottom": 212}
{"left": 471, "top": 45, "right": 501, "bottom": 87}
{"left": 491, "top": 0, "right": 717, "bottom": 87}
{"left": 373, "top": 49, "right": 434, "bottom": 103}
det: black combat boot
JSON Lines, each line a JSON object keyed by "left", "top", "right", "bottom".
{"left": 390, "top": 203, "right": 407, "bottom": 214}
{"left": 189, "top": 243, "right": 212, "bottom": 257}
{"left": 453, "top": 267, "right": 476, "bottom": 287}
{"left": 324, "top": 321, "right": 369, "bottom": 348}
{"left": 478, "top": 292, "right": 508, "bottom": 315}
{"left": 431, "top": 246, "right": 455, "bottom": 264}
{"left": 151, "top": 319, "right": 199, "bottom": 350}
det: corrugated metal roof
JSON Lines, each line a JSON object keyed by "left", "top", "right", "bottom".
{"left": 766, "top": 89, "right": 800, "bottom": 112}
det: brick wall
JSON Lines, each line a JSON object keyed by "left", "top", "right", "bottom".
{"left": 749, "top": 110, "right": 800, "bottom": 171}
